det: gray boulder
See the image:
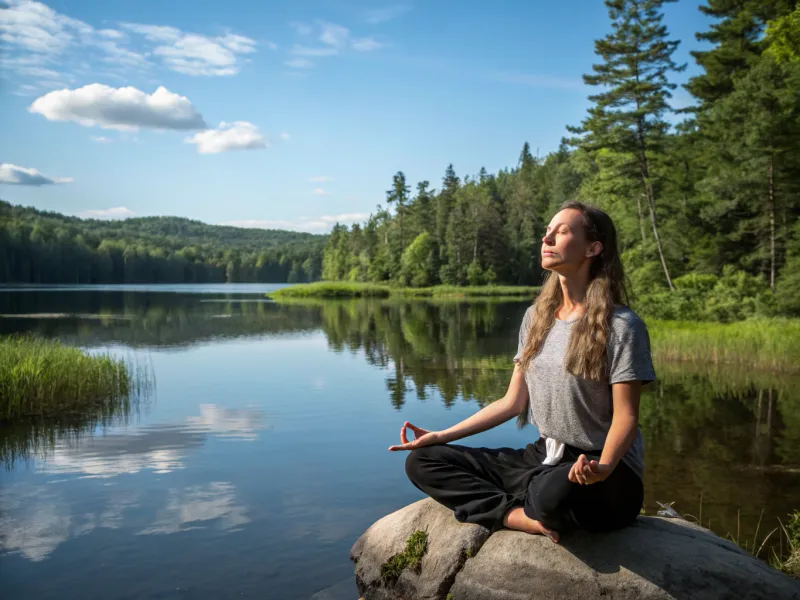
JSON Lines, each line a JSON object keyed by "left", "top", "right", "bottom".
{"left": 351, "top": 498, "right": 800, "bottom": 600}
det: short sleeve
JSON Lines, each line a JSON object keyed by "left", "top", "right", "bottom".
{"left": 608, "top": 311, "right": 656, "bottom": 385}
{"left": 513, "top": 306, "right": 534, "bottom": 363}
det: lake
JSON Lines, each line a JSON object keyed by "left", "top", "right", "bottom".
{"left": 1, "top": 284, "right": 798, "bottom": 599}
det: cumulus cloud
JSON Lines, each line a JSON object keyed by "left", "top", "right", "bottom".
{"left": 90, "top": 135, "right": 112, "bottom": 143}
{"left": 312, "top": 187, "right": 331, "bottom": 196}
{"left": 222, "top": 212, "right": 368, "bottom": 233}
{"left": 185, "top": 121, "right": 267, "bottom": 154}
{"left": 77, "top": 207, "right": 135, "bottom": 219}
{"left": 0, "top": 163, "right": 72, "bottom": 185}
{"left": 29, "top": 84, "right": 207, "bottom": 131}
{"left": 121, "top": 22, "right": 258, "bottom": 76}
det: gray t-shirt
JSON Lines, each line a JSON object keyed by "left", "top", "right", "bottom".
{"left": 513, "top": 305, "right": 656, "bottom": 480}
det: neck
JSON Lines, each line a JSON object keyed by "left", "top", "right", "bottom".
{"left": 557, "top": 269, "right": 590, "bottom": 315}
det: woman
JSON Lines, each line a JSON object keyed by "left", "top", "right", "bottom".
{"left": 389, "top": 201, "right": 655, "bottom": 543}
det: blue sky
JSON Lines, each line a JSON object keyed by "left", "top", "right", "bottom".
{"left": 0, "top": 0, "right": 711, "bottom": 233}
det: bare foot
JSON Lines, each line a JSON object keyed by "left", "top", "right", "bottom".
{"left": 503, "top": 507, "right": 560, "bottom": 543}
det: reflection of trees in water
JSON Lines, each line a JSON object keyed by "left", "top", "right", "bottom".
{"left": 319, "top": 300, "right": 526, "bottom": 408}
{"left": 0, "top": 291, "right": 322, "bottom": 348}
{"left": 317, "top": 299, "right": 800, "bottom": 550}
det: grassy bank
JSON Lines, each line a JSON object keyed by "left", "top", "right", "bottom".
{"left": 268, "top": 282, "right": 539, "bottom": 300}
{"left": 0, "top": 335, "right": 150, "bottom": 419}
{"left": 648, "top": 319, "right": 800, "bottom": 373}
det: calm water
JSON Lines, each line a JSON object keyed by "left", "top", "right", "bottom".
{"left": 1, "top": 285, "right": 798, "bottom": 599}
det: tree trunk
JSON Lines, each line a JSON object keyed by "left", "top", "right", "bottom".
{"left": 768, "top": 156, "right": 776, "bottom": 291}
{"left": 636, "top": 193, "right": 647, "bottom": 244}
{"left": 637, "top": 120, "right": 674, "bottom": 291}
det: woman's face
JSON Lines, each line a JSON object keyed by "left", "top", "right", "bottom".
{"left": 541, "top": 208, "right": 601, "bottom": 273}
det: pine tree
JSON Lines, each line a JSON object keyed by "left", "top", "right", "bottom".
{"left": 436, "top": 164, "right": 460, "bottom": 263}
{"left": 569, "top": 0, "right": 685, "bottom": 290}
{"left": 386, "top": 171, "right": 410, "bottom": 253}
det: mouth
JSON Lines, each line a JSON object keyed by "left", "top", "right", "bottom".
{"left": 542, "top": 252, "right": 557, "bottom": 257}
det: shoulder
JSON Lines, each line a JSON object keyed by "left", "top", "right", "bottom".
{"left": 609, "top": 306, "right": 649, "bottom": 340}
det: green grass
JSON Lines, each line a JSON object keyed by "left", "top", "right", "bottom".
{"left": 648, "top": 318, "right": 800, "bottom": 373}
{"left": 267, "top": 282, "right": 538, "bottom": 301}
{"left": 0, "top": 335, "right": 152, "bottom": 420}
{"left": 380, "top": 530, "right": 429, "bottom": 583}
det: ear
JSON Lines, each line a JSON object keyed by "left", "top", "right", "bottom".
{"left": 586, "top": 242, "right": 603, "bottom": 258}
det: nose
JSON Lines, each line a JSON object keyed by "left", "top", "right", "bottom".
{"left": 542, "top": 233, "right": 554, "bottom": 246}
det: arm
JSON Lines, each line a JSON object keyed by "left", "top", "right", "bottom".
{"left": 389, "top": 363, "right": 529, "bottom": 451}
{"left": 570, "top": 380, "right": 642, "bottom": 484}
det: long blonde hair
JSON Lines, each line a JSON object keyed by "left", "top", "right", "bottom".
{"left": 517, "top": 201, "right": 628, "bottom": 427}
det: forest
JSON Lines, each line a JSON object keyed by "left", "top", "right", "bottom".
{"left": 0, "top": 201, "right": 325, "bottom": 284}
{"left": 1, "top": 1, "right": 798, "bottom": 321}
{"left": 320, "top": 0, "right": 800, "bottom": 319}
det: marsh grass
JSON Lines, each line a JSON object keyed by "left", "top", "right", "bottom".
{"left": 648, "top": 319, "right": 800, "bottom": 373}
{"left": 267, "top": 282, "right": 538, "bottom": 301}
{"left": 0, "top": 335, "right": 153, "bottom": 420}
{"left": 677, "top": 495, "right": 799, "bottom": 578}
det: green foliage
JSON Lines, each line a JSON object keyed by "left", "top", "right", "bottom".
{"left": 634, "top": 267, "right": 777, "bottom": 322}
{"left": 380, "top": 530, "right": 428, "bottom": 583}
{"left": 766, "top": 6, "right": 800, "bottom": 65}
{"left": 0, "top": 335, "right": 152, "bottom": 419}
{"left": 0, "top": 201, "right": 324, "bottom": 284}
{"left": 399, "top": 232, "right": 437, "bottom": 287}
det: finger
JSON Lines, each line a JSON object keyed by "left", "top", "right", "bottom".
{"left": 568, "top": 464, "right": 576, "bottom": 483}
{"left": 388, "top": 443, "right": 411, "bottom": 452}
{"left": 406, "top": 422, "right": 423, "bottom": 434}
{"left": 400, "top": 424, "right": 409, "bottom": 445}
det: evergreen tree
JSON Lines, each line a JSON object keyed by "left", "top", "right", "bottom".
{"left": 569, "top": 0, "right": 686, "bottom": 290}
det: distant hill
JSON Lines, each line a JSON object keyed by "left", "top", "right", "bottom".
{"left": 0, "top": 200, "right": 327, "bottom": 284}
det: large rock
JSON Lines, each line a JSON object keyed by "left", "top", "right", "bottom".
{"left": 351, "top": 498, "right": 800, "bottom": 600}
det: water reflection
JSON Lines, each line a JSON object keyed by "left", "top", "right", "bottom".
{"left": 29, "top": 406, "right": 266, "bottom": 478}
{"left": 1, "top": 290, "right": 798, "bottom": 571}
{"left": 139, "top": 482, "right": 249, "bottom": 536}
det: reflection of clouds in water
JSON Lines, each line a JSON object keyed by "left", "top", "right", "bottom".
{"left": 38, "top": 426, "right": 205, "bottom": 478}
{"left": 36, "top": 405, "right": 266, "bottom": 478}
{"left": 0, "top": 489, "right": 70, "bottom": 562}
{"left": 0, "top": 488, "right": 141, "bottom": 562}
{"left": 186, "top": 404, "right": 266, "bottom": 441}
{"left": 139, "top": 482, "right": 249, "bottom": 535}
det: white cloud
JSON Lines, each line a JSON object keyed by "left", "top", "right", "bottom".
{"left": 121, "top": 22, "right": 257, "bottom": 76}
{"left": 222, "top": 212, "right": 368, "bottom": 233}
{"left": 309, "top": 176, "right": 333, "bottom": 183}
{"left": 96, "top": 28, "right": 124, "bottom": 39}
{"left": 364, "top": 5, "right": 411, "bottom": 24}
{"left": 280, "top": 132, "right": 291, "bottom": 141}
{"left": 185, "top": 121, "right": 267, "bottom": 154}
{"left": 284, "top": 58, "right": 314, "bottom": 69}
{"left": 90, "top": 135, "right": 112, "bottom": 143}
{"left": 0, "top": 163, "right": 72, "bottom": 185}
{"left": 78, "top": 207, "right": 136, "bottom": 219}
{"left": 319, "top": 22, "right": 350, "bottom": 48}
{"left": 284, "top": 20, "right": 383, "bottom": 69}
{"left": 312, "top": 187, "right": 331, "bottom": 196}
{"left": 352, "top": 37, "right": 382, "bottom": 52}
{"left": 29, "top": 84, "right": 207, "bottom": 131}
{"left": 0, "top": 1, "right": 147, "bottom": 81}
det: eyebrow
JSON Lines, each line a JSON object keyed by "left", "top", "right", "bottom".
{"left": 545, "top": 223, "right": 570, "bottom": 232}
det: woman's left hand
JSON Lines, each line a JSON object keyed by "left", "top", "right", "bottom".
{"left": 568, "top": 455, "right": 612, "bottom": 485}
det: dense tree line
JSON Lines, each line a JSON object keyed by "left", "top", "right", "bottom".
{"left": 322, "top": 0, "right": 800, "bottom": 318}
{"left": 0, "top": 201, "right": 325, "bottom": 284}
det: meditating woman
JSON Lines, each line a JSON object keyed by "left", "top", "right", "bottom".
{"left": 389, "top": 201, "right": 655, "bottom": 542}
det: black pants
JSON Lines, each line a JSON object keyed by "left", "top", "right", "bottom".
{"left": 405, "top": 438, "right": 643, "bottom": 533}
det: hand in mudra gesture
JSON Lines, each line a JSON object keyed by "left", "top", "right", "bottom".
{"left": 388, "top": 421, "right": 442, "bottom": 451}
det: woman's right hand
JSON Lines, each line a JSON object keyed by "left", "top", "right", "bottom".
{"left": 388, "top": 421, "right": 443, "bottom": 451}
